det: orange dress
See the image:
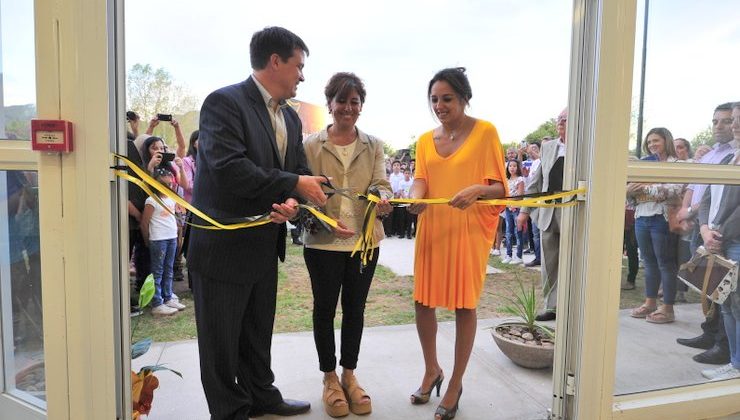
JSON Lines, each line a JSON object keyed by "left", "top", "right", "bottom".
{"left": 413, "top": 120, "right": 507, "bottom": 310}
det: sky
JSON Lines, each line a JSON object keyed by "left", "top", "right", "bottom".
{"left": 3, "top": 1, "right": 740, "bottom": 149}
{"left": 122, "top": 0, "right": 573, "bottom": 148}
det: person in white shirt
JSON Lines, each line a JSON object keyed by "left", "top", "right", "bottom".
{"left": 388, "top": 160, "right": 405, "bottom": 236}
{"left": 140, "top": 168, "right": 186, "bottom": 316}
{"left": 398, "top": 169, "right": 415, "bottom": 238}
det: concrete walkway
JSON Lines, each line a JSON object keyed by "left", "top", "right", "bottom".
{"left": 135, "top": 239, "right": 738, "bottom": 419}
{"left": 134, "top": 306, "right": 720, "bottom": 420}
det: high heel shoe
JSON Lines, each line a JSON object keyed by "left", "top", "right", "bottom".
{"left": 434, "top": 387, "right": 462, "bottom": 420}
{"left": 410, "top": 371, "right": 444, "bottom": 405}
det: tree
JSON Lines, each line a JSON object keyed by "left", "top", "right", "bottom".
{"left": 126, "top": 64, "right": 200, "bottom": 148}
{"left": 524, "top": 118, "right": 558, "bottom": 143}
{"left": 383, "top": 142, "right": 396, "bottom": 158}
{"left": 690, "top": 126, "right": 713, "bottom": 149}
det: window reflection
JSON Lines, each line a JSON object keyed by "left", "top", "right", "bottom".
{"left": 0, "top": 0, "right": 37, "bottom": 140}
{"left": 0, "top": 170, "right": 45, "bottom": 405}
{"left": 617, "top": 155, "right": 740, "bottom": 393}
{"left": 628, "top": 0, "right": 740, "bottom": 160}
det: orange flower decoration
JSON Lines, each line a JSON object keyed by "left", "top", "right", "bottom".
{"left": 131, "top": 369, "right": 159, "bottom": 416}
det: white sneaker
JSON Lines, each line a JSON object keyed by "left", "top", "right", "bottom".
{"left": 510, "top": 256, "right": 524, "bottom": 265}
{"left": 165, "top": 299, "right": 186, "bottom": 310}
{"left": 711, "top": 367, "right": 740, "bottom": 381}
{"left": 151, "top": 304, "right": 178, "bottom": 316}
{"left": 702, "top": 363, "right": 736, "bottom": 380}
{"left": 491, "top": 249, "right": 501, "bottom": 256}
{"left": 501, "top": 256, "right": 512, "bottom": 264}
{"left": 170, "top": 293, "right": 179, "bottom": 302}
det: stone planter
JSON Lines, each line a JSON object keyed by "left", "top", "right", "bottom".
{"left": 491, "top": 322, "right": 554, "bottom": 369}
{"left": 15, "top": 361, "right": 46, "bottom": 397}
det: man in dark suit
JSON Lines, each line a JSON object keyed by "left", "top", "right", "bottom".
{"left": 517, "top": 108, "right": 568, "bottom": 321}
{"left": 187, "top": 27, "right": 327, "bottom": 420}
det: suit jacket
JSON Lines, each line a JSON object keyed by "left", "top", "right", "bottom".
{"left": 187, "top": 76, "right": 311, "bottom": 283}
{"left": 522, "top": 139, "right": 564, "bottom": 231}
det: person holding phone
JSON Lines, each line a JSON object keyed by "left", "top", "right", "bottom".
{"left": 140, "top": 135, "right": 187, "bottom": 193}
{"left": 145, "top": 113, "right": 188, "bottom": 158}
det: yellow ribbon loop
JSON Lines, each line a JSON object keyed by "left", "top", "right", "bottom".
{"left": 112, "top": 153, "right": 338, "bottom": 231}
{"left": 351, "top": 188, "right": 587, "bottom": 266}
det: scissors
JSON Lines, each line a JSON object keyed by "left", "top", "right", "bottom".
{"left": 320, "top": 175, "right": 361, "bottom": 200}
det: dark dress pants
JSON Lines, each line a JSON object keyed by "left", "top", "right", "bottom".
{"left": 304, "top": 247, "right": 378, "bottom": 372}
{"left": 191, "top": 264, "right": 283, "bottom": 420}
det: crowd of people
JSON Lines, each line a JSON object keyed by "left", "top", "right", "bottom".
{"left": 622, "top": 102, "right": 740, "bottom": 382}
{"left": 120, "top": 25, "right": 739, "bottom": 420}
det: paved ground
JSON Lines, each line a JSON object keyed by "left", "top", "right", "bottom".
{"left": 134, "top": 305, "right": 723, "bottom": 420}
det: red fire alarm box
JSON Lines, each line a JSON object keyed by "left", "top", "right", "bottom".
{"left": 31, "top": 119, "right": 74, "bottom": 152}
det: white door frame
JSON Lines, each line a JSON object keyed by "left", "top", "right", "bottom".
{"left": 554, "top": 1, "right": 740, "bottom": 419}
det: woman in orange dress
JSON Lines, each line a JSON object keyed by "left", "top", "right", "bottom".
{"left": 407, "top": 67, "right": 507, "bottom": 420}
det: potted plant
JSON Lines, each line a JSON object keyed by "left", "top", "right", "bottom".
{"left": 490, "top": 279, "right": 555, "bottom": 369}
{"left": 131, "top": 275, "right": 182, "bottom": 419}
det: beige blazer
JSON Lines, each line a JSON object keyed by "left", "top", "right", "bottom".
{"left": 302, "top": 126, "right": 392, "bottom": 247}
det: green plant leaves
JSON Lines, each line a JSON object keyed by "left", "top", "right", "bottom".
{"left": 138, "top": 274, "right": 155, "bottom": 309}
{"left": 131, "top": 337, "right": 152, "bottom": 360}
{"left": 140, "top": 364, "right": 183, "bottom": 378}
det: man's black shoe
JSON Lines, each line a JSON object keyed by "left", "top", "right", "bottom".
{"left": 249, "top": 399, "right": 310, "bottom": 417}
{"left": 525, "top": 259, "right": 541, "bottom": 268}
{"left": 676, "top": 334, "right": 714, "bottom": 350}
{"left": 292, "top": 239, "right": 303, "bottom": 246}
{"left": 535, "top": 311, "right": 556, "bottom": 321}
{"left": 692, "top": 345, "right": 730, "bottom": 365}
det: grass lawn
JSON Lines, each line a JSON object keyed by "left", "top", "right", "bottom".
{"left": 132, "top": 241, "right": 701, "bottom": 343}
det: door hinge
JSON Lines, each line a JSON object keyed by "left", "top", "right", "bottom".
{"left": 577, "top": 180, "right": 587, "bottom": 201}
{"left": 566, "top": 373, "right": 576, "bottom": 396}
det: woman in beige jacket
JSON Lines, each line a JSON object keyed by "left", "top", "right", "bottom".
{"left": 302, "top": 72, "right": 392, "bottom": 417}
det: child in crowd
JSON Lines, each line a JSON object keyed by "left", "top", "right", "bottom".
{"left": 398, "top": 168, "right": 415, "bottom": 239}
{"left": 140, "top": 167, "right": 186, "bottom": 316}
{"left": 503, "top": 160, "right": 526, "bottom": 264}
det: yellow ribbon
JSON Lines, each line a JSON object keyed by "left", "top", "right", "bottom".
{"left": 113, "top": 152, "right": 586, "bottom": 267}
{"left": 112, "top": 153, "right": 338, "bottom": 231}
{"left": 350, "top": 188, "right": 586, "bottom": 266}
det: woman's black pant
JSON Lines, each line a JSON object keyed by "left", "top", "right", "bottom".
{"left": 303, "top": 247, "right": 378, "bottom": 372}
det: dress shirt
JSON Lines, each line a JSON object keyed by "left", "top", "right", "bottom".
{"left": 688, "top": 142, "right": 737, "bottom": 207}
{"left": 253, "top": 75, "right": 288, "bottom": 166}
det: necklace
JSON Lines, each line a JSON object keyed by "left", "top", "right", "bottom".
{"left": 433, "top": 117, "right": 469, "bottom": 142}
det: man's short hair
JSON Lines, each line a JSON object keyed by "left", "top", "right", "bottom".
{"left": 250, "top": 26, "right": 309, "bottom": 70}
{"left": 530, "top": 141, "right": 541, "bottom": 149}
{"left": 392, "top": 160, "right": 401, "bottom": 166}
{"left": 715, "top": 102, "right": 734, "bottom": 112}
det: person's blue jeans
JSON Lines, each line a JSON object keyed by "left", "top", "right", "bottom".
{"left": 504, "top": 208, "right": 524, "bottom": 259}
{"left": 721, "top": 241, "right": 740, "bottom": 369}
{"left": 635, "top": 214, "right": 677, "bottom": 304}
{"left": 149, "top": 238, "right": 177, "bottom": 307}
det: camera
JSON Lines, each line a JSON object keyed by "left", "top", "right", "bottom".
{"left": 157, "top": 113, "right": 173, "bottom": 121}
{"left": 126, "top": 111, "right": 139, "bottom": 121}
{"left": 159, "top": 152, "right": 176, "bottom": 165}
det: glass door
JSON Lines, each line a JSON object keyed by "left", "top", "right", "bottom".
{"left": 553, "top": 0, "right": 740, "bottom": 418}
{"left": 0, "top": 0, "right": 45, "bottom": 418}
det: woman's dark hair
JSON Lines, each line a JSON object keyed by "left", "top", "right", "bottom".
{"left": 674, "top": 137, "right": 691, "bottom": 158}
{"left": 642, "top": 127, "right": 676, "bottom": 159}
{"left": 427, "top": 67, "right": 473, "bottom": 109}
{"left": 324, "top": 72, "right": 366, "bottom": 106}
{"left": 250, "top": 26, "right": 309, "bottom": 70}
{"left": 506, "top": 159, "right": 522, "bottom": 179}
{"left": 187, "top": 130, "right": 199, "bottom": 158}
{"left": 141, "top": 136, "right": 165, "bottom": 165}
